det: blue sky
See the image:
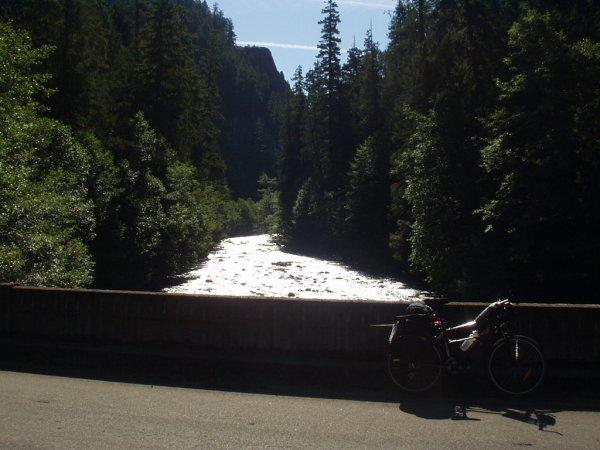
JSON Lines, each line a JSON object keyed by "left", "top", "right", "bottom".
{"left": 215, "top": 0, "right": 396, "bottom": 81}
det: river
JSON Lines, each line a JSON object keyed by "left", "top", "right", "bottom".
{"left": 164, "top": 235, "right": 426, "bottom": 302}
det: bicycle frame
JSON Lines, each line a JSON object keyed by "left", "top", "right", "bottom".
{"left": 424, "top": 302, "right": 518, "bottom": 371}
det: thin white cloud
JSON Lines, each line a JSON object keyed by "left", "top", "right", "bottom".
{"left": 238, "top": 41, "right": 318, "bottom": 51}
{"left": 337, "top": 0, "right": 395, "bottom": 8}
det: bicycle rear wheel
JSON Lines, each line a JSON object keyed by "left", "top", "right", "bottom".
{"left": 388, "top": 335, "right": 442, "bottom": 393}
{"left": 488, "top": 335, "right": 545, "bottom": 395}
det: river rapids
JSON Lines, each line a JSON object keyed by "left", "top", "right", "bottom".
{"left": 164, "top": 235, "right": 426, "bottom": 302}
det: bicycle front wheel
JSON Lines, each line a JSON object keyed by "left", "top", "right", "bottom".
{"left": 488, "top": 335, "right": 545, "bottom": 395}
{"left": 388, "top": 335, "right": 442, "bottom": 393}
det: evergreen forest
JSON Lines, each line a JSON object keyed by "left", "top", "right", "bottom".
{"left": 0, "top": 0, "right": 286, "bottom": 289}
{"left": 277, "top": 0, "right": 599, "bottom": 301}
{"left": 1, "top": 0, "right": 599, "bottom": 302}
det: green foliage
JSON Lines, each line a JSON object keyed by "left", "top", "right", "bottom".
{"left": 254, "top": 174, "right": 281, "bottom": 235}
{"left": 228, "top": 174, "right": 280, "bottom": 237}
{"left": 290, "top": 178, "right": 325, "bottom": 246}
{"left": 278, "top": 67, "right": 306, "bottom": 240}
{"left": 4, "top": 1, "right": 598, "bottom": 301}
{"left": 1, "top": 1, "right": 289, "bottom": 290}
{"left": 479, "top": 9, "right": 600, "bottom": 294}
{"left": 401, "top": 110, "right": 481, "bottom": 292}
{"left": 115, "top": 113, "right": 168, "bottom": 284}
{"left": 344, "top": 136, "right": 388, "bottom": 252}
{"left": 228, "top": 198, "right": 258, "bottom": 237}
{"left": 279, "top": 1, "right": 599, "bottom": 301}
{"left": 317, "top": 0, "right": 342, "bottom": 95}
{"left": 357, "top": 28, "right": 382, "bottom": 138}
{"left": 80, "top": 133, "right": 121, "bottom": 225}
{"left": 99, "top": 112, "right": 231, "bottom": 288}
{"left": 280, "top": 1, "right": 388, "bottom": 253}
{"left": 313, "top": 0, "right": 344, "bottom": 188}
{"left": 0, "top": 23, "right": 95, "bottom": 286}
{"left": 341, "top": 43, "right": 363, "bottom": 151}
{"left": 388, "top": 0, "right": 524, "bottom": 295}
{"left": 284, "top": 0, "right": 353, "bottom": 249}
{"left": 161, "top": 162, "right": 220, "bottom": 274}
{"left": 1, "top": 1, "right": 118, "bottom": 136}
{"left": 0, "top": 23, "right": 51, "bottom": 119}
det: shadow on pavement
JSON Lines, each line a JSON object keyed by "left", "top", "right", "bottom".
{"left": 398, "top": 391, "right": 562, "bottom": 432}
{"left": 1, "top": 341, "right": 598, "bottom": 429}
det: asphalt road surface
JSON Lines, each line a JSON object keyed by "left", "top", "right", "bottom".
{"left": 1, "top": 370, "right": 599, "bottom": 449}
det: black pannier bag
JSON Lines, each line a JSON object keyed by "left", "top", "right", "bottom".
{"left": 395, "top": 303, "right": 434, "bottom": 336}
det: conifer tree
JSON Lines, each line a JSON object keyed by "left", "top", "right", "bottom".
{"left": 345, "top": 136, "right": 389, "bottom": 253}
{"left": 279, "top": 66, "right": 306, "bottom": 238}
{"left": 384, "top": 0, "right": 429, "bottom": 110}
{"left": 318, "top": 0, "right": 342, "bottom": 101}
{"left": 342, "top": 40, "right": 363, "bottom": 154}
{"left": 358, "top": 27, "right": 382, "bottom": 139}
{"left": 196, "top": 13, "right": 227, "bottom": 182}
{"left": 145, "top": 0, "right": 198, "bottom": 160}
{"left": 316, "top": 0, "right": 344, "bottom": 186}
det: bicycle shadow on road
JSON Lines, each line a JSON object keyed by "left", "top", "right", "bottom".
{"left": 399, "top": 395, "right": 559, "bottom": 432}
{"left": 397, "top": 380, "right": 563, "bottom": 434}
{"left": 394, "top": 368, "right": 600, "bottom": 434}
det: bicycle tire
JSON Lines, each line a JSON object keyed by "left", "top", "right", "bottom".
{"left": 488, "top": 335, "right": 545, "bottom": 396}
{"left": 388, "top": 335, "right": 443, "bottom": 393}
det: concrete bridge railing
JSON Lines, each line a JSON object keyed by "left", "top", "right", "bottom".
{"left": 1, "top": 284, "right": 599, "bottom": 364}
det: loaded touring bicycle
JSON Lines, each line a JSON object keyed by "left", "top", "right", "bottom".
{"left": 386, "top": 300, "right": 546, "bottom": 395}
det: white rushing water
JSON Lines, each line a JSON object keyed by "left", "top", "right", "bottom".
{"left": 164, "top": 235, "right": 426, "bottom": 302}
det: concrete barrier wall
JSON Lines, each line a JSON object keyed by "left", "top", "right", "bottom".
{"left": 1, "top": 284, "right": 599, "bottom": 363}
